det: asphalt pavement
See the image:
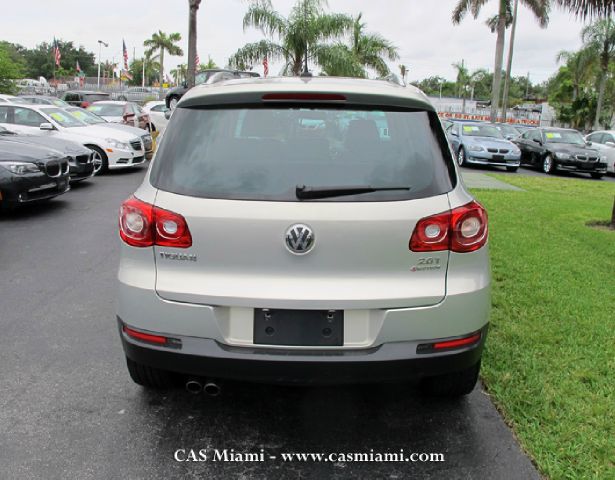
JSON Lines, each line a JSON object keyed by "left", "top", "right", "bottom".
{"left": 0, "top": 167, "right": 541, "bottom": 480}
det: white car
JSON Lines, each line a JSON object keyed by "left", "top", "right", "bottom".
{"left": 0, "top": 94, "right": 27, "bottom": 104}
{"left": 585, "top": 130, "right": 615, "bottom": 174}
{"left": 87, "top": 101, "right": 154, "bottom": 131}
{"left": 0, "top": 103, "right": 147, "bottom": 174}
{"left": 64, "top": 107, "right": 153, "bottom": 160}
{"left": 143, "top": 101, "right": 169, "bottom": 135}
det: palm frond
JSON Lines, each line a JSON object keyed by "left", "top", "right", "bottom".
{"left": 554, "top": 0, "right": 615, "bottom": 19}
{"left": 243, "top": 3, "right": 287, "bottom": 37}
{"left": 521, "top": 0, "right": 550, "bottom": 27}
{"left": 228, "top": 40, "right": 288, "bottom": 70}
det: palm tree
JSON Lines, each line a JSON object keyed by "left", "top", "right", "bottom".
{"left": 554, "top": 0, "right": 615, "bottom": 18}
{"left": 452, "top": 60, "right": 470, "bottom": 113}
{"left": 187, "top": 0, "right": 202, "bottom": 88}
{"left": 144, "top": 31, "right": 183, "bottom": 97}
{"left": 581, "top": 18, "right": 615, "bottom": 128}
{"left": 452, "top": 0, "right": 548, "bottom": 123}
{"left": 229, "top": 0, "right": 354, "bottom": 75}
{"left": 555, "top": 48, "right": 596, "bottom": 101}
{"left": 317, "top": 13, "right": 399, "bottom": 77}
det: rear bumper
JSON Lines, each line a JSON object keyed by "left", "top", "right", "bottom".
{"left": 119, "top": 318, "right": 487, "bottom": 385}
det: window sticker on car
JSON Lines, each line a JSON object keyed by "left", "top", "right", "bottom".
{"left": 463, "top": 126, "right": 480, "bottom": 132}
{"left": 545, "top": 132, "right": 561, "bottom": 139}
{"left": 49, "top": 113, "right": 65, "bottom": 122}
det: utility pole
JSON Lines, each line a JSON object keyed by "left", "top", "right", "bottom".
{"left": 501, "top": 0, "right": 519, "bottom": 122}
{"left": 461, "top": 59, "right": 466, "bottom": 114}
{"left": 525, "top": 71, "right": 530, "bottom": 98}
{"left": 303, "top": 0, "right": 309, "bottom": 74}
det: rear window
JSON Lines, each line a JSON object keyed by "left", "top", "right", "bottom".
{"left": 150, "top": 107, "right": 454, "bottom": 202}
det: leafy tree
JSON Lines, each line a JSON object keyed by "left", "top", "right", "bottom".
{"left": 128, "top": 55, "right": 161, "bottom": 87}
{"left": 581, "top": 18, "right": 615, "bottom": 128}
{"left": 318, "top": 13, "right": 399, "bottom": 77}
{"left": 144, "top": 31, "right": 183, "bottom": 95}
{"left": 555, "top": 48, "right": 596, "bottom": 100}
{"left": 0, "top": 44, "right": 23, "bottom": 94}
{"left": 201, "top": 56, "right": 218, "bottom": 70}
{"left": 229, "top": 0, "right": 354, "bottom": 75}
{"left": 452, "top": 0, "right": 549, "bottom": 122}
{"left": 19, "top": 40, "right": 96, "bottom": 79}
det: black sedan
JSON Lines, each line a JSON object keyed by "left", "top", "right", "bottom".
{"left": 0, "top": 126, "right": 95, "bottom": 182}
{"left": 0, "top": 141, "right": 70, "bottom": 210}
{"left": 514, "top": 127, "right": 608, "bottom": 179}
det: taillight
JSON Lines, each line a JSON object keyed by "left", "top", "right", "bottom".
{"left": 119, "top": 196, "right": 192, "bottom": 248}
{"left": 81, "top": 101, "right": 90, "bottom": 108}
{"left": 409, "top": 201, "right": 487, "bottom": 253}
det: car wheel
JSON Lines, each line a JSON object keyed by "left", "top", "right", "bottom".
{"left": 457, "top": 147, "right": 466, "bottom": 167}
{"left": 542, "top": 155, "right": 555, "bottom": 174}
{"left": 590, "top": 173, "right": 603, "bottom": 180}
{"left": 420, "top": 360, "right": 481, "bottom": 397}
{"left": 169, "top": 97, "right": 179, "bottom": 109}
{"left": 126, "top": 357, "right": 175, "bottom": 389}
{"left": 87, "top": 145, "right": 108, "bottom": 175}
{"left": 506, "top": 166, "right": 519, "bottom": 172}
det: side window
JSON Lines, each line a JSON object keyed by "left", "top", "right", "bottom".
{"left": 604, "top": 134, "right": 615, "bottom": 144}
{"left": 591, "top": 133, "right": 605, "bottom": 143}
{"left": 530, "top": 130, "right": 541, "bottom": 142}
{"left": 64, "top": 93, "right": 79, "bottom": 102}
{"left": 0, "top": 106, "right": 9, "bottom": 123}
{"left": 13, "top": 107, "right": 46, "bottom": 127}
{"left": 151, "top": 104, "right": 166, "bottom": 112}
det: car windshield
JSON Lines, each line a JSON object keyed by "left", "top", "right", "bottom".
{"left": 41, "top": 108, "right": 87, "bottom": 128}
{"left": 151, "top": 107, "right": 454, "bottom": 202}
{"left": 88, "top": 104, "right": 124, "bottom": 116}
{"left": 67, "top": 108, "right": 106, "bottom": 125}
{"left": 497, "top": 124, "right": 520, "bottom": 137}
{"left": 544, "top": 130, "right": 585, "bottom": 145}
{"left": 461, "top": 124, "right": 503, "bottom": 138}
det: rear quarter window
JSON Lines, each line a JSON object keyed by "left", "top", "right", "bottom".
{"left": 151, "top": 106, "right": 455, "bottom": 202}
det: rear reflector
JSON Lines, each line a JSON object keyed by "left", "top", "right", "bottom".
{"left": 262, "top": 93, "right": 347, "bottom": 102}
{"left": 416, "top": 331, "right": 482, "bottom": 354}
{"left": 122, "top": 326, "right": 182, "bottom": 348}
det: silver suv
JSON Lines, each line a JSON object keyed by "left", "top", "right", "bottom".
{"left": 117, "top": 77, "right": 490, "bottom": 397}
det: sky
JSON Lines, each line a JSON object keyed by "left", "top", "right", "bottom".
{"left": 0, "top": 0, "right": 592, "bottom": 84}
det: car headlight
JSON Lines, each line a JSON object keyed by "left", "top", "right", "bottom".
{"left": 554, "top": 152, "right": 571, "bottom": 160}
{"left": 600, "top": 156, "right": 607, "bottom": 162}
{"left": 1, "top": 161, "right": 41, "bottom": 175}
{"left": 467, "top": 144, "right": 484, "bottom": 152}
{"left": 105, "top": 138, "right": 131, "bottom": 150}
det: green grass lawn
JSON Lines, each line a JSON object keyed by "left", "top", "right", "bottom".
{"left": 471, "top": 175, "right": 615, "bottom": 480}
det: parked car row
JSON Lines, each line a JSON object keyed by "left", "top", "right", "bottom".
{"left": 0, "top": 97, "right": 153, "bottom": 211}
{"left": 443, "top": 119, "right": 613, "bottom": 179}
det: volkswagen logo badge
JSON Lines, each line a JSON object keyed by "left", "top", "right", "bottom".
{"left": 285, "top": 224, "right": 315, "bottom": 255}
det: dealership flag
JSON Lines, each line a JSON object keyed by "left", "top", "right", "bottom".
{"left": 263, "top": 56, "right": 269, "bottom": 77}
{"left": 76, "top": 60, "right": 81, "bottom": 73}
{"left": 195, "top": 51, "right": 200, "bottom": 69}
{"left": 53, "top": 38, "right": 61, "bottom": 67}
{"left": 122, "top": 40, "right": 133, "bottom": 80}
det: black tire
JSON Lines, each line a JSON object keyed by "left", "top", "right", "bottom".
{"left": 457, "top": 147, "right": 466, "bottom": 167}
{"left": 169, "top": 96, "right": 180, "bottom": 109}
{"left": 86, "top": 145, "right": 108, "bottom": 175}
{"left": 421, "top": 360, "right": 481, "bottom": 397}
{"left": 506, "top": 166, "right": 519, "bottom": 172}
{"left": 126, "top": 357, "right": 175, "bottom": 389}
{"left": 590, "top": 173, "right": 603, "bottom": 180}
{"left": 542, "top": 154, "right": 555, "bottom": 174}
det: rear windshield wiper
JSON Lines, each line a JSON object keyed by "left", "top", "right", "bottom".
{"left": 296, "top": 184, "right": 410, "bottom": 200}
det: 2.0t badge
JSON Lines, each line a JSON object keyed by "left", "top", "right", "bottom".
{"left": 285, "top": 224, "right": 315, "bottom": 255}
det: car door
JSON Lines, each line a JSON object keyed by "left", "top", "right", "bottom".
{"left": 527, "top": 130, "right": 544, "bottom": 165}
{"left": 447, "top": 123, "right": 461, "bottom": 153}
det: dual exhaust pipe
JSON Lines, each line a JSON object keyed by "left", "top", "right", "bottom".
{"left": 185, "top": 378, "right": 221, "bottom": 396}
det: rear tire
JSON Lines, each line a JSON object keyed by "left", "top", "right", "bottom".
{"left": 126, "top": 357, "right": 175, "bottom": 389}
{"left": 590, "top": 173, "right": 603, "bottom": 180}
{"left": 421, "top": 360, "right": 481, "bottom": 397}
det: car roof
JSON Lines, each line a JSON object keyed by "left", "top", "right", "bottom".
{"left": 180, "top": 76, "right": 434, "bottom": 111}
{"left": 65, "top": 90, "right": 110, "bottom": 95}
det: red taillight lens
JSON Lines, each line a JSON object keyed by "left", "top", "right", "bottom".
{"left": 119, "top": 196, "right": 192, "bottom": 248}
{"left": 81, "top": 101, "right": 90, "bottom": 108}
{"left": 409, "top": 201, "right": 488, "bottom": 253}
{"left": 123, "top": 326, "right": 167, "bottom": 345}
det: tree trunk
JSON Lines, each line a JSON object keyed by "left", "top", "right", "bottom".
{"left": 490, "top": 1, "right": 507, "bottom": 123}
{"left": 187, "top": 0, "right": 201, "bottom": 88}
{"left": 501, "top": 0, "right": 519, "bottom": 121}
{"left": 594, "top": 69, "right": 607, "bottom": 130}
{"left": 159, "top": 47, "right": 165, "bottom": 99}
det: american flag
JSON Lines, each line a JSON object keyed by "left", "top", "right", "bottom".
{"left": 76, "top": 60, "right": 81, "bottom": 73}
{"left": 263, "top": 56, "right": 269, "bottom": 77}
{"left": 53, "top": 38, "right": 61, "bottom": 67}
{"left": 122, "top": 40, "right": 133, "bottom": 80}
{"left": 195, "top": 52, "right": 200, "bottom": 69}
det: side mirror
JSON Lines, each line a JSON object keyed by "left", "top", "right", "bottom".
{"left": 164, "top": 109, "right": 172, "bottom": 120}
{"left": 585, "top": 141, "right": 593, "bottom": 147}
{"left": 605, "top": 141, "right": 615, "bottom": 147}
{"left": 532, "top": 138, "right": 542, "bottom": 145}
{"left": 450, "top": 130, "right": 459, "bottom": 137}
{"left": 40, "top": 122, "right": 54, "bottom": 131}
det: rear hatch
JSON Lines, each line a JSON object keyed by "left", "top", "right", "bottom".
{"left": 150, "top": 97, "right": 455, "bottom": 310}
